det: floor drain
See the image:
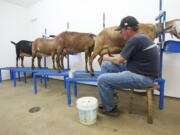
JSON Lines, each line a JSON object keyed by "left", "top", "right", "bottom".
{"left": 113, "top": 129, "right": 118, "bottom": 132}
{"left": 29, "top": 107, "right": 40, "bottom": 113}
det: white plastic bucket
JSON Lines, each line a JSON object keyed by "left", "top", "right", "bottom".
{"left": 76, "top": 97, "right": 98, "bottom": 125}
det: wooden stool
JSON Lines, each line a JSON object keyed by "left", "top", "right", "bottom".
{"left": 128, "top": 83, "right": 160, "bottom": 124}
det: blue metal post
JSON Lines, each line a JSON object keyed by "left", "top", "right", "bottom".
{"left": 160, "top": 11, "right": 166, "bottom": 78}
{"left": 39, "top": 76, "right": 42, "bottom": 84}
{"left": 155, "top": 0, "right": 166, "bottom": 109}
{"left": 159, "top": 79, "right": 165, "bottom": 109}
{"left": 158, "top": 0, "right": 162, "bottom": 78}
{"left": 155, "top": 0, "right": 166, "bottom": 78}
{"left": 103, "top": 13, "right": 105, "bottom": 28}
{"left": 44, "top": 75, "right": 47, "bottom": 88}
{"left": 33, "top": 75, "right": 37, "bottom": 94}
{"left": 44, "top": 28, "right": 47, "bottom": 68}
{"left": 64, "top": 76, "right": 67, "bottom": 88}
{"left": 74, "top": 81, "right": 77, "bottom": 97}
{"left": 160, "top": 0, "right": 162, "bottom": 11}
{"left": 67, "top": 22, "right": 70, "bottom": 70}
{"left": 66, "top": 78, "right": 71, "bottom": 106}
{"left": 0, "top": 70, "right": 2, "bottom": 83}
{"left": 18, "top": 72, "right": 20, "bottom": 81}
{"left": 13, "top": 71, "right": 16, "bottom": 87}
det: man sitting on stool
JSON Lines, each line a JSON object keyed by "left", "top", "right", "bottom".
{"left": 97, "top": 16, "right": 160, "bottom": 116}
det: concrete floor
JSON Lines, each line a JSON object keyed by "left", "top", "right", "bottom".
{"left": 0, "top": 78, "right": 180, "bottom": 135}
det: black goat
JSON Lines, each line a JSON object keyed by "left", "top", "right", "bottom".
{"left": 11, "top": 40, "right": 33, "bottom": 67}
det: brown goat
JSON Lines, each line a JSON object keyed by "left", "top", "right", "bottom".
{"left": 32, "top": 38, "right": 58, "bottom": 69}
{"left": 89, "top": 19, "right": 180, "bottom": 74}
{"left": 55, "top": 31, "right": 95, "bottom": 72}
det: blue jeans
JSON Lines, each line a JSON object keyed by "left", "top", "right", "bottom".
{"left": 97, "top": 61, "right": 154, "bottom": 111}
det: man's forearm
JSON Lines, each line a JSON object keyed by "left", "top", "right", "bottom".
{"left": 103, "top": 54, "right": 126, "bottom": 64}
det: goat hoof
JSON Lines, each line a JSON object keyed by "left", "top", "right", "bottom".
{"left": 90, "top": 72, "right": 95, "bottom": 76}
{"left": 58, "top": 70, "right": 61, "bottom": 73}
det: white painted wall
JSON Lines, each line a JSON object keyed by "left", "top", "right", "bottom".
{"left": 0, "top": 0, "right": 34, "bottom": 79}
{"left": 0, "top": 0, "right": 180, "bottom": 98}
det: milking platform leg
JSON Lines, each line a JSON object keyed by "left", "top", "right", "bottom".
{"left": 157, "top": 79, "right": 165, "bottom": 109}
{"left": 33, "top": 74, "right": 37, "bottom": 94}
{"left": 66, "top": 78, "right": 71, "bottom": 106}
{"left": 74, "top": 81, "right": 77, "bottom": 97}
{"left": 0, "top": 70, "right": 2, "bottom": 83}
{"left": 18, "top": 72, "right": 20, "bottom": 81}
{"left": 39, "top": 76, "right": 42, "bottom": 84}
{"left": 63, "top": 76, "right": 67, "bottom": 88}
{"left": 10, "top": 70, "right": 13, "bottom": 80}
{"left": 44, "top": 75, "right": 47, "bottom": 88}
{"left": 13, "top": 71, "right": 16, "bottom": 87}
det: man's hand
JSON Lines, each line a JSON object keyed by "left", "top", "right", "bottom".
{"left": 103, "top": 54, "right": 112, "bottom": 61}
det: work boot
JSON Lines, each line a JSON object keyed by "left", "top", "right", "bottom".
{"left": 114, "top": 91, "right": 119, "bottom": 105}
{"left": 98, "top": 106, "right": 120, "bottom": 117}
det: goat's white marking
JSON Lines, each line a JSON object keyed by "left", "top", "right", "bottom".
{"left": 143, "top": 43, "right": 158, "bottom": 51}
{"left": 37, "top": 47, "right": 40, "bottom": 51}
{"left": 174, "top": 21, "right": 180, "bottom": 34}
{"left": 38, "top": 53, "right": 49, "bottom": 56}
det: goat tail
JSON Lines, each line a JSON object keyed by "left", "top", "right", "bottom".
{"left": 10, "top": 41, "right": 16, "bottom": 46}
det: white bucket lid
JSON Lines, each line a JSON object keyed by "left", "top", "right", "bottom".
{"left": 76, "top": 97, "right": 98, "bottom": 111}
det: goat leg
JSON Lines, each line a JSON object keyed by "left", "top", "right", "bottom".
{"left": 31, "top": 57, "right": 35, "bottom": 69}
{"left": 98, "top": 57, "right": 103, "bottom": 66}
{"left": 89, "top": 53, "right": 97, "bottom": 76}
{"left": 60, "top": 54, "right": 65, "bottom": 70}
{"left": 38, "top": 57, "right": 41, "bottom": 69}
{"left": 52, "top": 54, "right": 56, "bottom": 69}
{"left": 16, "top": 56, "right": 19, "bottom": 67}
{"left": 21, "top": 57, "right": 24, "bottom": 68}
{"left": 85, "top": 51, "right": 89, "bottom": 72}
{"left": 57, "top": 55, "right": 62, "bottom": 73}
{"left": 56, "top": 54, "right": 62, "bottom": 71}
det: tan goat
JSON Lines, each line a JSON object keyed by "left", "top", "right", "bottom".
{"left": 55, "top": 31, "right": 95, "bottom": 72}
{"left": 89, "top": 19, "right": 180, "bottom": 74}
{"left": 32, "top": 38, "right": 58, "bottom": 69}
